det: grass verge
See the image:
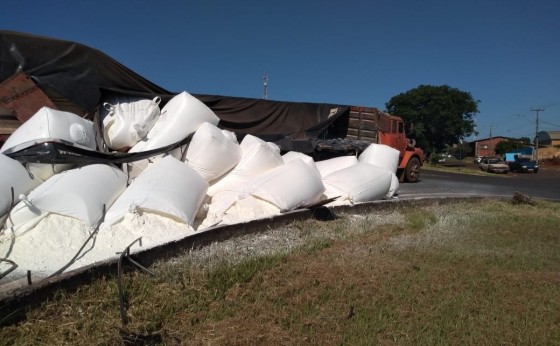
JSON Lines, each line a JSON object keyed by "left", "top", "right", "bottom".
{"left": 422, "top": 162, "right": 492, "bottom": 176}
{"left": 1, "top": 199, "right": 559, "bottom": 345}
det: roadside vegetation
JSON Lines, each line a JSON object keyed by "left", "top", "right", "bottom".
{"left": 423, "top": 156, "right": 491, "bottom": 176}
{"left": 1, "top": 199, "right": 560, "bottom": 345}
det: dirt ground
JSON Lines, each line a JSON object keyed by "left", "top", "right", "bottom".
{"left": 540, "top": 156, "right": 560, "bottom": 170}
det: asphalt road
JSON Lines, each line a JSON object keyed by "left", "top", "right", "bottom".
{"left": 397, "top": 167, "right": 560, "bottom": 201}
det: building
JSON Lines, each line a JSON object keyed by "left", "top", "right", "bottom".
{"left": 471, "top": 136, "right": 511, "bottom": 158}
{"left": 537, "top": 130, "right": 560, "bottom": 147}
{"left": 535, "top": 130, "right": 560, "bottom": 160}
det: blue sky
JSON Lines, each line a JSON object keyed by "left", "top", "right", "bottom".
{"left": 2, "top": 0, "right": 559, "bottom": 141}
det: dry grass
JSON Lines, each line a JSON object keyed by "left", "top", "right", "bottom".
{"left": 1, "top": 199, "right": 560, "bottom": 345}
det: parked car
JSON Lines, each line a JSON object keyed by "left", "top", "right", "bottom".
{"left": 437, "top": 154, "right": 453, "bottom": 163}
{"left": 508, "top": 157, "right": 539, "bottom": 173}
{"left": 479, "top": 157, "right": 509, "bottom": 174}
{"left": 473, "top": 156, "right": 484, "bottom": 164}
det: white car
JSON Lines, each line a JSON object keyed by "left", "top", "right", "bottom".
{"left": 479, "top": 157, "right": 509, "bottom": 174}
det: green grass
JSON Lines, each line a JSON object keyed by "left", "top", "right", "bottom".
{"left": 1, "top": 199, "right": 560, "bottom": 345}
{"left": 423, "top": 162, "right": 492, "bottom": 176}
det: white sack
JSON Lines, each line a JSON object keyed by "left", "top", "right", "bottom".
{"left": 282, "top": 151, "right": 318, "bottom": 168}
{"left": 123, "top": 146, "right": 187, "bottom": 183}
{"left": 387, "top": 173, "right": 400, "bottom": 199}
{"left": 0, "top": 154, "right": 41, "bottom": 224}
{"left": 322, "top": 162, "right": 392, "bottom": 204}
{"left": 6, "top": 164, "right": 127, "bottom": 234}
{"left": 358, "top": 143, "right": 400, "bottom": 173}
{"left": 315, "top": 155, "right": 358, "bottom": 178}
{"left": 184, "top": 122, "right": 242, "bottom": 182}
{"left": 249, "top": 159, "right": 325, "bottom": 211}
{"left": 1, "top": 107, "right": 96, "bottom": 153}
{"left": 24, "top": 163, "right": 75, "bottom": 183}
{"left": 104, "top": 156, "right": 208, "bottom": 226}
{"left": 221, "top": 129, "right": 238, "bottom": 142}
{"left": 102, "top": 96, "right": 161, "bottom": 150}
{"left": 1, "top": 107, "right": 97, "bottom": 182}
{"left": 129, "top": 91, "right": 219, "bottom": 152}
{"left": 201, "top": 159, "right": 324, "bottom": 228}
{"left": 207, "top": 135, "right": 283, "bottom": 196}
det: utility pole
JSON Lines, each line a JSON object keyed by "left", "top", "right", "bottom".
{"left": 530, "top": 107, "right": 544, "bottom": 163}
{"left": 262, "top": 74, "right": 268, "bottom": 100}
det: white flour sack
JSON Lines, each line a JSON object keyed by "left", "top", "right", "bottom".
{"left": 358, "top": 143, "right": 400, "bottom": 173}
{"left": 206, "top": 135, "right": 283, "bottom": 196}
{"left": 103, "top": 155, "right": 208, "bottom": 227}
{"left": 282, "top": 151, "right": 320, "bottom": 175}
{"left": 322, "top": 162, "right": 393, "bottom": 204}
{"left": 184, "top": 122, "right": 242, "bottom": 181}
{"left": 129, "top": 91, "right": 219, "bottom": 153}
{"left": 102, "top": 96, "right": 161, "bottom": 150}
{"left": 1, "top": 107, "right": 97, "bottom": 182}
{"left": 200, "top": 159, "right": 324, "bottom": 228}
{"left": 0, "top": 154, "right": 41, "bottom": 225}
{"left": 315, "top": 155, "right": 358, "bottom": 178}
{"left": 1, "top": 107, "right": 96, "bottom": 153}
{"left": 5, "top": 164, "right": 128, "bottom": 235}
{"left": 123, "top": 146, "right": 186, "bottom": 183}
{"left": 249, "top": 158, "right": 325, "bottom": 211}
{"left": 387, "top": 172, "right": 400, "bottom": 199}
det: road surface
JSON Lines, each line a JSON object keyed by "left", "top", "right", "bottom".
{"left": 398, "top": 168, "right": 560, "bottom": 201}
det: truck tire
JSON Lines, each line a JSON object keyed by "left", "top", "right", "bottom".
{"left": 405, "top": 157, "right": 421, "bottom": 183}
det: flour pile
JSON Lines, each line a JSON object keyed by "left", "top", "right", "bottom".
{"left": 1, "top": 91, "right": 400, "bottom": 287}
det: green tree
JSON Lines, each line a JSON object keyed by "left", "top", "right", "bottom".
{"left": 495, "top": 139, "right": 530, "bottom": 155}
{"left": 447, "top": 142, "right": 472, "bottom": 158}
{"left": 385, "top": 85, "right": 479, "bottom": 153}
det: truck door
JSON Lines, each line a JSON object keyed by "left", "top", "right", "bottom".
{"left": 382, "top": 119, "right": 406, "bottom": 154}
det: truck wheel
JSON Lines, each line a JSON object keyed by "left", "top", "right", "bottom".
{"left": 405, "top": 157, "right": 421, "bottom": 183}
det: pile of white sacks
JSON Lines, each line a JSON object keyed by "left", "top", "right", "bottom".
{"left": 0, "top": 91, "right": 399, "bottom": 283}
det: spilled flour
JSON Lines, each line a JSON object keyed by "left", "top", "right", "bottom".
{"left": 0, "top": 212, "right": 197, "bottom": 284}
{"left": 199, "top": 195, "right": 281, "bottom": 229}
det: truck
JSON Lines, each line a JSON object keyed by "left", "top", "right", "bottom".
{"left": 0, "top": 30, "right": 424, "bottom": 182}
{"left": 192, "top": 94, "right": 424, "bottom": 182}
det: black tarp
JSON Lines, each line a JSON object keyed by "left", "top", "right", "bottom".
{"left": 1, "top": 30, "right": 351, "bottom": 150}
{"left": 193, "top": 94, "right": 349, "bottom": 142}
{"left": 0, "top": 30, "right": 173, "bottom": 114}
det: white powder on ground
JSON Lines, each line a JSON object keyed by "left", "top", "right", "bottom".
{"left": 219, "top": 196, "right": 280, "bottom": 225}
{"left": 1, "top": 196, "right": 282, "bottom": 289}
{"left": 0, "top": 214, "right": 92, "bottom": 282}
{"left": 0, "top": 212, "right": 197, "bottom": 286}
{"left": 198, "top": 195, "right": 281, "bottom": 229}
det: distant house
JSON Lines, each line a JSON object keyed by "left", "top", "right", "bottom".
{"left": 471, "top": 136, "right": 511, "bottom": 157}
{"left": 535, "top": 130, "right": 560, "bottom": 160}
{"left": 537, "top": 130, "right": 560, "bottom": 147}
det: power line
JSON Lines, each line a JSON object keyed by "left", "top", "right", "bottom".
{"left": 541, "top": 119, "right": 560, "bottom": 128}
{"left": 516, "top": 113, "right": 533, "bottom": 125}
